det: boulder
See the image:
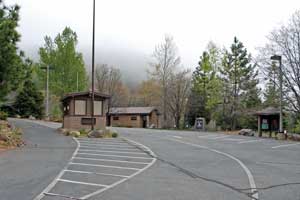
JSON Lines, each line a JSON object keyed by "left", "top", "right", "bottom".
{"left": 28, "top": 115, "right": 36, "bottom": 120}
{"left": 70, "top": 131, "right": 80, "bottom": 137}
{"left": 88, "top": 130, "right": 104, "bottom": 138}
{"left": 238, "top": 129, "right": 255, "bottom": 136}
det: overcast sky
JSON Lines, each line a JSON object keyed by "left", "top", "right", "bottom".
{"left": 6, "top": 0, "right": 300, "bottom": 83}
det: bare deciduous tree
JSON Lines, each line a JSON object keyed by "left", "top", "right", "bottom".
{"left": 95, "top": 64, "right": 127, "bottom": 106}
{"left": 168, "top": 69, "right": 191, "bottom": 128}
{"left": 258, "top": 10, "right": 300, "bottom": 113}
{"left": 149, "top": 35, "right": 181, "bottom": 127}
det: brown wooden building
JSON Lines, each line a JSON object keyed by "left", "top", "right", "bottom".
{"left": 255, "top": 107, "right": 280, "bottom": 137}
{"left": 108, "top": 107, "right": 160, "bottom": 128}
{"left": 61, "top": 91, "right": 110, "bottom": 130}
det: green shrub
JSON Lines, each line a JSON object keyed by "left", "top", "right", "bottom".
{"left": 0, "top": 111, "right": 8, "bottom": 120}
{"left": 112, "top": 132, "right": 118, "bottom": 138}
{"left": 295, "top": 120, "right": 300, "bottom": 134}
{"left": 79, "top": 129, "right": 87, "bottom": 136}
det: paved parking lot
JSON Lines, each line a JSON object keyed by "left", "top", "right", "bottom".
{"left": 34, "top": 138, "right": 156, "bottom": 200}
{"left": 4, "top": 120, "right": 300, "bottom": 200}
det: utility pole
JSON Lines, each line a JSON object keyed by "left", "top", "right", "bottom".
{"left": 76, "top": 72, "right": 79, "bottom": 92}
{"left": 91, "top": 0, "right": 96, "bottom": 130}
{"left": 41, "top": 65, "right": 52, "bottom": 120}
{"left": 270, "top": 55, "right": 283, "bottom": 134}
{"left": 46, "top": 65, "right": 49, "bottom": 119}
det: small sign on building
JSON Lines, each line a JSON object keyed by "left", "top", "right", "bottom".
{"left": 195, "top": 117, "right": 205, "bottom": 131}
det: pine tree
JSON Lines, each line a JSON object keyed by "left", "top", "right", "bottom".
{"left": 14, "top": 79, "right": 44, "bottom": 119}
{"left": 221, "top": 37, "right": 260, "bottom": 130}
{"left": 0, "top": 2, "right": 27, "bottom": 102}
{"left": 186, "top": 48, "right": 222, "bottom": 126}
{"left": 263, "top": 62, "right": 280, "bottom": 107}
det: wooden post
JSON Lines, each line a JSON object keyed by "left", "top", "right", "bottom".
{"left": 258, "top": 115, "right": 262, "bottom": 137}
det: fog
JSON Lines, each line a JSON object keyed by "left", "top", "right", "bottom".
{"left": 6, "top": 0, "right": 300, "bottom": 85}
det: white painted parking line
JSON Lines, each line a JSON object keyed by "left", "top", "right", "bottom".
{"left": 70, "top": 162, "right": 141, "bottom": 170}
{"left": 64, "top": 170, "right": 130, "bottom": 178}
{"left": 80, "top": 138, "right": 157, "bottom": 200}
{"left": 79, "top": 141, "right": 129, "bottom": 145}
{"left": 271, "top": 143, "right": 300, "bottom": 149}
{"left": 238, "top": 139, "right": 264, "bottom": 144}
{"left": 44, "top": 192, "right": 79, "bottom": 199}
{"left": 209, "top": 135, "right": 231, "bottom": 140}
{"left": 173, "top": 136, "right": 182, "bottom": 139}
{"left": 78, "top": 149, "right": 146, "bottom": 155}
{"left": 79, "top": 143, "right": 135, "bottom": 148}
{"left": 198, "top": 134, "right": 218, "bottom": 138}
{"left": 58, "top": 178, "right": 108, "bottom": 187}
{"left": 222, "top": 138, "right": 245, "bottom": 142}
{"left": 80, "top": 141, "right": 129, "bottom": 146}
{"left": 74, "top": 157, "right": 150, "bottom": 164}
{"left": 78, "top": 138, "right": 126, "bottom": 144}
{"left": 35, "top": 137, "right": 157, "bottom": 200}
{"left": 80, "top": 146, "right": 139, "bottom": 153}
{"left": 168, "top": 138, "right": 258, "bottom": 200}
{"left": 76, "top": 152, "right": 153, "bottom": 159}
{"left": 33, "top": 137, "right": 81, "bottom": 200}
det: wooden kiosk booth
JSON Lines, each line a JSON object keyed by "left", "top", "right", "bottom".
{"left": 61, "top": 91, "right": 110, "bottom": 130}
{"left": 255, "top": 107, "right": 280, "bottom": 137}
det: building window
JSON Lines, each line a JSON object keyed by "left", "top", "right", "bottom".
{"left": 94, "top": 101, "right": 102, "bottom": 115}
{"left": 75, "top": 100, "right": 86, "bottom": 115}
{"left": 131, "top": 116, "right": 137, "bottom": 120}
{"left": 113, "top": 116, "right": 119, "bottom": 120}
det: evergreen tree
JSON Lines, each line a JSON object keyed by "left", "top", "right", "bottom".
{"left": 221, "top": 37, "right": 260, "bottom": 130}
{"left": 0, "top": 2, "right": 27, "bottom": 102}
{"left": 14, "top": 79, "right": 44, "bottom": 119}
{"left": 263, "top": 62, "right": 280, "bottom": 107}
{"left": 186, "top": 46, "right": 222, "bottom": 126}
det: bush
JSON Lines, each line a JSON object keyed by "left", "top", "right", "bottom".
{"left": 0, "top": 111, "right": 8, "bottom": 120}
{"left": 294, "top": 119, "right": 300, "bottom": 134}
{"left": 112, "top": 132, "right": 118, "bottom": 138}
{"left": 14, "top": 80, "right": 44, "bottom": 119}
{"left": 79, "top": 129, "right": 88, "bottom": 136}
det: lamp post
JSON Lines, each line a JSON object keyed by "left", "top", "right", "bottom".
{"left": 270, "top": 55, "right": 283, "bottom": 133}
{"left": 41, "top": 65, "right": 53, "bottom": 120}
{"left": 91, "top": 0, "right": 96, "bottom": 130}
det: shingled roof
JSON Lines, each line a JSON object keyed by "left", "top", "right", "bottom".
{"left": 61, "top": 91, "right": 110, "bottom": 101}
{"left": 109, "top": 107, "right": 159, "bottom": 115}
{"left": 255, "top": 107, "right": 280, "bottom": 116}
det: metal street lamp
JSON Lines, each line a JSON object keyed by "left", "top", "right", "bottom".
{"left": 270, "top": 55, "right": 283, "bottom": 134}
{"left": 41, "top": 65, "right": 54, "bottom": 120}
{"left": 91, "top": 0, "right": 96, "bottom": 130}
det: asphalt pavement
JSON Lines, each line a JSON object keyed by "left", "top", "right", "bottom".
{"left": 0, "top": 119, "right": 76, "bottom": 200}
{"left": 1, "top": 119, "right": 299, "bottom": 200}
